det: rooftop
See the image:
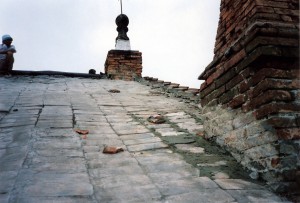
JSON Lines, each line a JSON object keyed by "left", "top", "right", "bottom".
{"left": 0, "top": 75, "right": 290, "bottom": 202}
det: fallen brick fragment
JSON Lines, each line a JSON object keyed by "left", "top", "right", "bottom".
{"left": 108, "top": 89, "right": 121, "bottom": 93}
{"left": 103, "top": 146, "right": 124, "bottom": 154}
{"left": 147, "top": 114, "right": 166, "bottom": 124}
{"left": 75, "top": 129, "right": 89, "bottom": 135}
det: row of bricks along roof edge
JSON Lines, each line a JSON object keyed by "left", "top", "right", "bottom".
{"left": 197, "top": 0, "right": 299, "bottom": 198}
{"left": 137, "top": 76, "right": 201, "bottom": 105}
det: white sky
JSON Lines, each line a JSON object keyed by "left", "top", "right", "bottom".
{"left": 0, "top": 0, "right": 220, "bottom": 88}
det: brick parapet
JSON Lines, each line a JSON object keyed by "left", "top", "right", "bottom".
{"left": 199, "top": 0, "right": 299, "bottom": 193}
{"left": 105, "top": 50, "right": 142, "bottom": 81}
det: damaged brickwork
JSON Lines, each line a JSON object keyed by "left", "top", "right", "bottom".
{"left": 105, "top": 50, "right": 142, "bottom": 81}
{"left": 198, "top": 0, "right": 299, "bottom": 194}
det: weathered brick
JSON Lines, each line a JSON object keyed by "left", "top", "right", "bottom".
{"left": 200, "top": 82, "right": 207, "bottom": 91}
{"left": 239, "top": 80, "right": 252, "bottom": 93}
{"left": 296, "top": 116, "right": 300, "bottom": 126}
{"left": 264, "top": 116, "right": 298, "bottom": 128}
{"left": 254, "top": 5, "right": 275, "bottom": 14}
{"left": 229, "top": 94, "right": 247, "bottom": 109}
{"left": 246, "top": 36, "right": 299, "bottom": 53}
{"left": 277, "top": 128, "right": 300, "bottom": 140}
{"left": 215, "top": 68, "right": 237, "bottom": 88}
{"left": 248, "top": 90, "right": 292, "bottom": 109}
{"left": 218, "top": 87, "right": 239, "bottom": 104}
{"left": 256, "top": 0, "right": 290, "bottom": 9}
{"left": 280, "top": 15, "right": 293, "bottom": 22}
{"left": 200, "top": 82, "right": 216, "bottom": 99}
{"left": 240, "top": 67, "right": 252, "bottom": 78}
{"left": 234, "top": 47, "right": 263, "bottom": 73}
{"left": 252, "top": 78, "right": 300, "bottom": 98}
{"left": 169, "top": 83, "right": 179, "bottom": 88}
{"left": 178, "top": 86, "right": 189, "bottom": 91}
{"left": 271, "top": 157, "right": 280, "bottom": 168}
{"left": 226, "top": 74, "right": 244, "bottom": 90}
{"left": 201, "top": 96, "right": 218, "bottom": 107}
{"left": 274, "top": 8, "right": 299, "bottom": 16}
{"left": 223, "top": 49, "right": 247, "bottom": 71}
{"left": 252, "top": 12, "right": 281, "bottom": 21}
{"left": 253, "top": 103, "right": 300, "bottom": 119}
{"left": 207, "top": 66, "right": 224, "bottom": 85}
{"left": 252, "top": 68, "right": 300, "bottom": 85}
{"left": 206, "top": 86, "right": 226, "bottom": 102}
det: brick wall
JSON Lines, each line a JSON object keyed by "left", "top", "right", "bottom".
{"left": 105, "top": 50, "right": 142, "bottom": 81}
{"left": 199, "top": 0, "right": 299, "bottom": 193}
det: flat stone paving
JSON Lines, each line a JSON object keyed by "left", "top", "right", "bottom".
{"left": 0, "top": 76, "right": 290, "bottom": 203}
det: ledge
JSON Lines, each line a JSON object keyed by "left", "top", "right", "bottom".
{"left": 10, "top": 70, "right": 106, "bottom": 79}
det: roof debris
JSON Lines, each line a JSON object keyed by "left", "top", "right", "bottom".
{"left": 103, "top": 146, "right": 124, "bottom": 154}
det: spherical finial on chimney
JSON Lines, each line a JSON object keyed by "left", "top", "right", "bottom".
{"left": 115, "top": 14, "right": 130, "bottom": 41}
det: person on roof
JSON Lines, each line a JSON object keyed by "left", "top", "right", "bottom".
{"left": 0, "top": 34, "right": 16, "bottom": 74}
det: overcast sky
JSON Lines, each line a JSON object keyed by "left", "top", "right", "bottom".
{"left": 0, "top": 0, "right": 220, "bottom": 88}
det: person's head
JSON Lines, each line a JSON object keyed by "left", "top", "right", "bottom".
{"left": 2, "top": 34, "right": 13, "bottom": 46}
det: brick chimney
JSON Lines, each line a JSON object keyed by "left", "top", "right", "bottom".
{"left": 199, "top": 0, "right": 299, "bottom": 193}
{"left": 104, "top": 14, "right": 143, "bottom": 81}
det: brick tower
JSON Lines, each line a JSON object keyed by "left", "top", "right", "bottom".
{"left": 199, "top": 0, "right": 299, "bottom": 193}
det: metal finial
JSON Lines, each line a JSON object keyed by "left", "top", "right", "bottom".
{"left": 119, "top": 0, "right": 123, "bottom": 14}
{"left": 115, "top": 14, "right": 129, "bottom": 41}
